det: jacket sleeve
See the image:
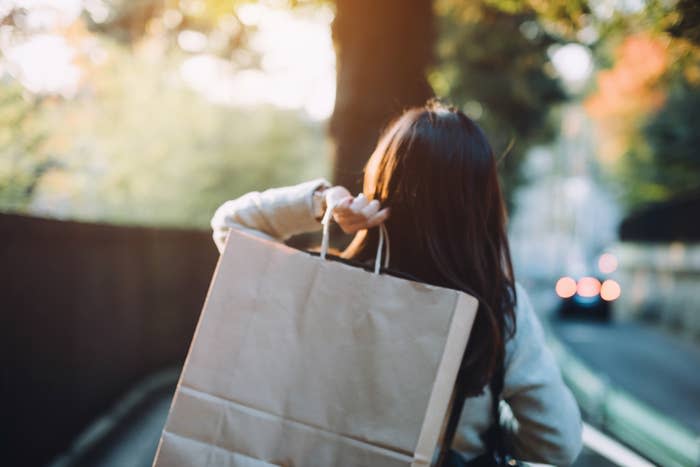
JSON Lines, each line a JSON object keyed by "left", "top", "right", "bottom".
{"left": 501, "top": 283, "right": 583, "bottom": 465}
{"left": 210, "top": 178, "right": 331, "bottom": 253}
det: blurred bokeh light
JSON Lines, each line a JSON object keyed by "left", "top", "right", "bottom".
{"left": 600, "top": 279, "right": 621, "bottom": 301}
{"left": 577, "top": 277, "right": 602, "bottom": 298}
{"left": 597, "top": 253, "right": 618, "bottom": 274}
{"left": 556, "top": 276, "right": 578, "bottom": 299}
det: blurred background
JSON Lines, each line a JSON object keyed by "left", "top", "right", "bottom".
{"left": 1, "top": 0, "right": 698, "bottom": 466}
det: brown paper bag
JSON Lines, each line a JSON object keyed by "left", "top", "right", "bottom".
{"left": 153, "top": 227, "right": 478, "bottom": 467}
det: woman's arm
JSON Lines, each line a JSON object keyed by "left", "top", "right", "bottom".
{"left": 210, "top": 178, "right": 331, "bottom": 253}
{"left": 502, "top": 283, "right": 583, "bottom": 465}
{"left": 210, "top": 179, "right": 391, "bottom": 253}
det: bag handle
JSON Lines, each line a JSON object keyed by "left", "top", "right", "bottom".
{"left": 319, "top": 199, "right": 390, "bottom": 274}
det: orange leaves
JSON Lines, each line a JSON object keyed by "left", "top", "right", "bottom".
{"left": 585, "top": 33, "right": 669, "bottom": 120}
{"left": 584, "top": 33, "right": 671, "bottom": 163}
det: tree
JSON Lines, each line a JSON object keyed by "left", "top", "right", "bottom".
{"left": 622, "top": 79, "right": 700, "bottom": 207}
{"left": 432, "top": 3, "right": 565, "bottom": 201}
{"left": 2, "top": 0, "right": 576, "bottom": 219}
{"left": 668, "top": 0, "right": 700, "bottom": 45}
{"left": 86, "top": 0, "right": 424, "bottom": 195}
{"left": 329, "top": 0, "right": 435, "bottom": 193}
{"left": 329, "top": 0, "right": 576, "bottom": 200}
{"left": 0, "top": 86, "right": 53, "bottom": 210}
{"left": 582, "top": 5, "right": 700, "bottom": 210}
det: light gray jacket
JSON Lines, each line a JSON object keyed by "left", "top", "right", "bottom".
{"left": 210, "top": 178, "right": 583, "bottom": 465}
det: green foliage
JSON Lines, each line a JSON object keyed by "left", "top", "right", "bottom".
{"left": 0, "top": 85, "right": 52, "bottom": 210}
{"left": 431, "top": 3, "right": 565, "bottom": 201}
{"left": 622, "top": 79, "right": 700, "bottom": 208}
{"left": 90, "top": 0, "right": 241, "bottom": 40}
{"left": 668, "top": 0, "right": 700, "bottom": 45}
{"left": 13, "top": 0, "right": 696, "bottom": 223}
{"left": 482, "top": 0, "right": 589, "bottom": 36}
{"left": 87, "top": 0, "right": 261, "bottom": 68}
{"left": 1, "top": 44, "right": 329, "bottom": 228}
{"left": 580, "top": 0, "right": 700, "bottom": 212}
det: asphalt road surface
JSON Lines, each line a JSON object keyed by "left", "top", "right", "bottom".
{"left": 551, "top": 318, "right": 700, "bottom": 434}
{"left": 67, "top": 394, "right": 619, "bottom": 467}
{"left": 53, "top": 377, "right": 621, "bottom": 467}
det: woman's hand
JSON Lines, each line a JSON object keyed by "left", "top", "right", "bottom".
{"left": 324, "top": 186, "right": 390, "bottom": 234}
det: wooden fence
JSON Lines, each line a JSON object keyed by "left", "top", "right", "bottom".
{"left": 1, "top": 213, "right": 218, "bottom": 466}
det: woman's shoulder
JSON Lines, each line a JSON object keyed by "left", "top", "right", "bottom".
{"left": 505, "top": 281, "right": 548, "bottom": 362}
{"left": 501, "top": 282, "right": 583, "bottom": 464}
{"left": 511, "top": 282, "right": 540, "bottom": 329}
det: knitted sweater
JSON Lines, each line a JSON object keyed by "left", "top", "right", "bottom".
{"left": 210, "top": 178, "right": 583, "bottom": 465}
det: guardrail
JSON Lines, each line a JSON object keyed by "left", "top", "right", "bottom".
{"left": 547, "top": 333, "right": 700, "bottom": 466}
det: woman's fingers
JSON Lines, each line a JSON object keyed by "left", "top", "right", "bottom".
{"left": 333, "top": 204, "right": 357, "bottom": 219}
{"left": 333, "top": 196, "right": 353, "bottom": 210}
{"left": 333, "top": 196, "right": 360, "bottom": 217}
{"left": 338, "top": 221, "right": 364, "bottom": 234}
{"left": 331, "top": 193, "right": 389, "bottom": 234}
{"left": 335, "top": 210, "right": 390, "bottom": 233}
{"left": 366, "top": 208, "right": 390, "bottom": 228}
{"left": 325, "top": 186, "right": 352, "bottom": 208}
{"left": 335, "top": 195, "right": 376, "bottom": 216}
{"left": 360, "top": 199, "right": 380, "bottom": 218}
{"left": 350, "top": 193, "right": 369, "bottom": 212}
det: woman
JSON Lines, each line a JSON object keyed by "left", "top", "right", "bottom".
{"left": 210, "top": 101, "right": 582, "bottom": 465}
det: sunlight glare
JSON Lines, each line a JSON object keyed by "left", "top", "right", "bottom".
{"left": 177, "top": 30, "right": 208, "bottom": 53}
{"left": 237, "top": 3, "right": 263, "bottom": 26}
{"left": 3, "top": 34, "right": 80, "bottom": 97}
{"left": 180, "top": 3, "right": 336, "bottom": 120}
{"left": 549, "top": 43, "right": 593, "bottom": 91}
{"left": 9, "top": 0, "right": 82, "bottom": 30}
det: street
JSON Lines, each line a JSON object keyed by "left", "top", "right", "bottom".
{"left": 552, "top": 318, "right": 700, "bottom": 434}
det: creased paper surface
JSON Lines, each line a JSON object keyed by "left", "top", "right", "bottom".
{"left": 154, "top": 229, "right": 477, "bottom": 467}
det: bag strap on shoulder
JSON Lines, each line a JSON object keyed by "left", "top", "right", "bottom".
{"left": 439, "top": 359, "right": 506, "bottom": 466}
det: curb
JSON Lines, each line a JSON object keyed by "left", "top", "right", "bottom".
{"left": 47, "top": 367, "right": 180, "bottom": 467}
{"left": 546, "top": 329, "right": 700, "bottom": 466}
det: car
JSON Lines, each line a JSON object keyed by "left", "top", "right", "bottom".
{"left": 555, "top": 254, "right": 621, "bottom": 321}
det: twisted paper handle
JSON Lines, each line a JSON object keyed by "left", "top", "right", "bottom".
{"left": 320, "top": 200, "right": 389, "bottom": 274}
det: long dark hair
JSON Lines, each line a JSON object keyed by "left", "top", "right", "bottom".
{"left": 342, "top": 100, "right": 517, "bottom": 396}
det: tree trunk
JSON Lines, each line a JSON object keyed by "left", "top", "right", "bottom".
{"left": 330, "top": 0, "right": 435, "bottom": 193}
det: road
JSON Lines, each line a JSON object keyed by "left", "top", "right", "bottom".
{"left": 551, "top": 317, "right": 700, "bottom": 434}
{"left": 58, "top": 393, "right": 621, "bottom": 467}
{"left": 47, "top": 361, "right": 627, "bottom": 467}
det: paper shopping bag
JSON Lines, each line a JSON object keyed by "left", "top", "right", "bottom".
{"left": 153, "top": 227, "right": 478, "bottom": 467}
